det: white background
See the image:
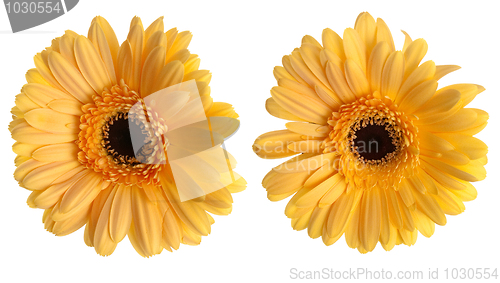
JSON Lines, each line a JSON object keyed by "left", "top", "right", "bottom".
{"left": 0, "top": 0, "right": 499, "bottom": 282}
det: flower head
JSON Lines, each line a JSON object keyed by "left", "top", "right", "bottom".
{"left": 253, "top": 12, "right": 487, "bottom": 253}
{"left": 10, "top": 16, "right": 245, "bottom": 257}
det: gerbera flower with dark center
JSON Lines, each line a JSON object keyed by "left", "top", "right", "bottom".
{"left": 10, "top": 16, "right": 246, "bottom": 257}
{"left": 253, "top": 12, "right": 487, "bottom": 253}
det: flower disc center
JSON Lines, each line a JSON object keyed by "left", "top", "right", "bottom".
{"left": 103, "top": 113, "right": 148, "bottom": 164}
{"left": 353, "top": 124, "right": 396, "bottom": 161}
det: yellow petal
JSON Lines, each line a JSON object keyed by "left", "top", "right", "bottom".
{"left": 265, "top": 171, "right": 310, "bottom": 196}
{"left": 75, "top": 35, "right": 112, "bottom": 94}
{"left": 166, "top": 31, "right": 192, "bottom": 59}
{"left": 14, "top": 158, "right": 48, "bottom": 183}
{"left": 285, "top": 122, "right": 328, "bottom": 137}
{"left": 291, "top": 208, "right": 314, "bottom": 231}
{"left": 131, "top": 186, "right": 162, "bottom": 256}
{"left": 398, "top": 180, "right": 416, "bottom": 207}
{"left": 434, "top": 65, "right": 461, "bottom": 81}
{"left": 16, "top": 92, "right": 39, "bottom": 113}
{"left": 144, "top": 16, "right": 164, "bottom": 43}
{"left": 381, "top": 51, "right": 405, "bottom": 100}
{"left": 34, "top": 175, "right": 80, "bottom": 209}
{"left": 325, "top": 61, "right": 356, "bottom": 103}
{"left": 271, "top": 86, "right": 331, "bottom": 124}
{"left": 151, "top": 60, "right": 184, "bottom": 94}
{"left": 396, "top": 60, "right": 436, "bottom": 105}
{"left": 23, "top": 83, "right": 74, "bottom": 108}
{"left": 385, "top": 188, "right": 403, "bottom": 229}
{"left": 288, "top": 140, "right": 322, "bottom": 153}
{"left": 414, "top": 89, "right": 462, "bottom": 124}
{"left": 367, "top": 41, "right": 391, "bottom": 93}
{"left": 85, "top": 185, "right": 112, "bottom": 247}
{"left": 401, "top": 30, "right": 412, "bottom": 53}
{"left": 11, "top": 121, "right": 77, "bottom": 144}
{"left": 322, "top": 28, "right": 345, "bottom": 60}
{"left": 418, "top": 130, "right": 455, "bottom": 153}
{"left": 48, "top": 99, "right": 83, "bottom": 116}
{"left": 140, "top": 46, "right": 166, "bottom": 97}
{"left": 396, "top": 192, "right": 415, "bottom": 231}
{"left": 273, "top": 65, "right": 296, "bottom": 82}
{"left": 48, "top": 51, "right": 94, "bottom": 103}
{"left": 296, "top": 174, "right": 343, "bottom": 208}
{"left": 307, "top": 205, "right": 332, "bottom": 239}
{"left": 143, "top": 30, "right": 167, "bottom": 64}
{"left": 290, "top": 51, "right": 334, "bottom": 97}
{"left": 451, "top": 181, "right": 477, "bottom": 202}
{"left": 411, "top": 209, "right": 435, "bottom": 237}
{"left": 34, "top": 53, "right": 66, "bottom": 92}
{"left": 206, "top": 102, "right": 238, "bottom": 119}
{"left": 304, "top": 163, "right": 337, "bottom": 189}
{"left": 88, "top": 22, "right": 118, "bottom": 85}
{"left": 253, "top": 130, "right": 302, "bottom": 159}
{"left": 93, "top": 187, "right": 119, "bottom": 256}
{"left": 166, "top": 49, "right": 190, "bottom": 64}
{"left": 345, "top": 59, "right": 370, "bottom": 98}
{"left": 60, "top": 172, "right": 103, "bottom": 214}
{"left": 278, "top": 78, "right": 319, "bottom": 101}
{"left": 184, "top": 54, "right": 200, "bottom": 74}
{"left": 376, "top": 18, "right": 395, "bottom": 52}
{"left": 314, "top": 85, "right": 342, "bottom": 110}
{"left": 437, "top": 133, "right": 488, "bottom": 160}
{"left": 21, "top": 160, "right": 79, "bottom": 191}
{"left": 165, "top": 27, "right": 178, "bottom": 51}
{"left": 51, "top": 205, "right": 89, "bottom": 236}
{"left": 422, "top": 108, "right": 482, "bottom": 133}
{"left": 162, "top": 207, "right": 182, "bottom": 250}
{"left": 12, "top": 142, "right": 41, "bottom": 157}
{"left": 184, "top": 69, "right": 211, "bottom": 83}
{"left": 359, "top": 188, "right": 382, "bottom": 252}
{"left": 420, "top": 161, "right": 466, "bottom": 192}
{"left": 58, "top": 32, "right": 78, "bottom": 68}
{"left": 398, "top": 80, "right": 438, "bottom": 114}
{"left": 326, "top": 190, "right": 362, "bottom": 238}
{"left": 438, "top": 84, "right": 485, "bottom": 107}
{"left": 273, "top": 153, "right": 334, "bottom": 174}
{"left": 127, "top": 24, "right": 144, "bottom": 91}
{"left": 300, "top": 43, "right": 330, "bottom": 88}
{"left": 32, "top": 143, "right": 79, "bottom": 162}
{"left": 413, "top": 190, "right": 447, "bottom": 225}
{"left": 319, "top": 176, "right": 347, "bottom": 207}
{"left": 345, "top": 204, "right": 361, "bottom": 249}
{"left": 302, "top": 35, "right": 322, "bottom": 48}
{"left": 343, "top": 28, "right": 366, "bottom": 74}
{"left": 379, "top": 186, "right": 392, "bottom": 245}
{"left": 403, "top": 39, "right": 428, "bottom": 79}
{"left": 354, "top": 12, "right": 377, "bottom": 57}
{"left": 421, "top": 156, "right": 484, "bottom": 182}
{"left": 24, "top": 108, "right": 79, "bottom": 134}
{"left": 283, "top": 55, "right": 308, "bottom": 85}
{"left": 319, "top": 48, "right": 343, "bottom": 71}
{"left": 25, "top": 68, "right": 50, "bottom": 85}
{"left": 91, "top": 16, "right": 120, "bottom": 71}
{"left": 117, "top": 40, "right": 134, "bottom": 87}
{"left": 434, "top": 185, "right": 465, "bottom": 215}
{"left": 265, "top": 97, "right": 306, "bottom": 122}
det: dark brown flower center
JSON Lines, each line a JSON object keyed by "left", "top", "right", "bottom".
{"left": 352, "top": 124, "right": 396, "bottom": 161}
{"left": 102, "top": 112, "right": 148, "bottom": 165}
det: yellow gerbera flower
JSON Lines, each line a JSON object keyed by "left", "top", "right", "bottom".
{"left": 253, "top": 12, "right": 488, "bottom": 253}
{"left": 10, "top": 16, "right": 246, "bottom": 257}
